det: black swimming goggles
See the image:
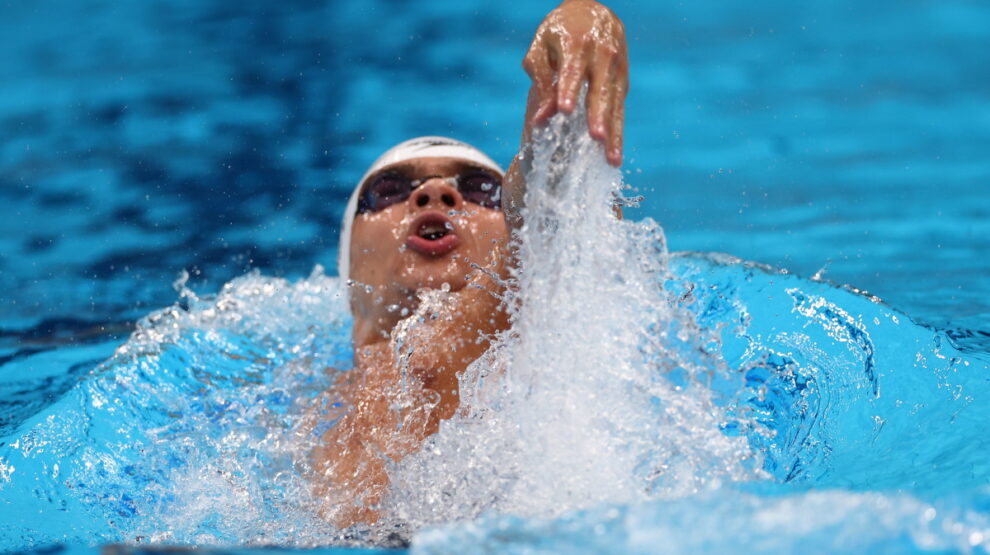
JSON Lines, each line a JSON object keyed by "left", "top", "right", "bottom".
{"left": 356, "top": 168, "right": 503, "bottom": 214}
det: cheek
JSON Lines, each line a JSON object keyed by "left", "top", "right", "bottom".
{"left": 349, "top": 214, "right": 408, "bottom": 279}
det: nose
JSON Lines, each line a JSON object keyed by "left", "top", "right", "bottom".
{"left": 408, "top": 177, "right": 463, "bottom": 211}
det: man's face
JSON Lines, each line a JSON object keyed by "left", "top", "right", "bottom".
{"left": 348, "top": 156, "right": 509, "bottom": 328}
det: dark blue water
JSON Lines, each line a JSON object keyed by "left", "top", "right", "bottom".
{"left": 2, "top": 0, "right": 989, "bottom": 553}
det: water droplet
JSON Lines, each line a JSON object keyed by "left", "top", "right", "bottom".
{"left": 969, "top": 531, "right": 984, "bottom": 546}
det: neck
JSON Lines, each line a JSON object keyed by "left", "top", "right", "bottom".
{"left": 352, "top": 312, "right": 400, "bottom": 348}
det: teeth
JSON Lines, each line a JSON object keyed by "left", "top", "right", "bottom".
{"left": 418, "top": 223, "right": 449, "bottom": 240}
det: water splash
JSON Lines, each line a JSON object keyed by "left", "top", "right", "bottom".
{"left": 383, "top": 96, "right": 760, "bottom": 529}
{"left": 413, "top": 488, "right": 990, "bottom": 554}
{"left": 0, "top": 267, "right": 355, "bottom": 547}
{"left": 401, "top": 249, "right": 990, "bottom": 553}
{"left": 4, "top": 99, "right": 990, "bottom": 553}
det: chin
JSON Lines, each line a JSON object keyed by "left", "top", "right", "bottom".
{"left": 398, "top": 253, "right": 471, "bottom": 293}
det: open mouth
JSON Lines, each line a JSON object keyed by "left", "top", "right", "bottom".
{"left": 406, "top": 212, "right": 460, "bottom": 257}
{"left": 418, "top": 222, "right": 451, "bottom": 241}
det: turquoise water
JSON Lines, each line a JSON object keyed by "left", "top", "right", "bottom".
{"left": 2, "top": 0, "right": 989, "bottom": 553}
{"left": 4, "top": 255, "right": 990, "bottom": 552}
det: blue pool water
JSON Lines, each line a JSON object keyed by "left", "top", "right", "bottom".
{"left": 2, "top": 0, "right": 989, "bottom": 553}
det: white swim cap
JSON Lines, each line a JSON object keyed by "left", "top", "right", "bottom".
{"left": 338, "top": 136, "right": 503, "bottom": 282}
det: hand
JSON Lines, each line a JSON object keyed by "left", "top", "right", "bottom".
{"left": 522, "top": 0, "right": 628, "bottom": 166}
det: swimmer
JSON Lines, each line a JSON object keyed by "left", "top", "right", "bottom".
{"left": 312, "top": 0, "right": 628, "bottom": 528}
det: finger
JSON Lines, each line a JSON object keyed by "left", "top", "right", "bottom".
{"left": 556, "top": 54, "right": 587, "bottom": 114}
{"left": 607, "top": 89, "right": 625, "bottom": 166}
{"left": 586, "top": 55, "right": 613, "bottom": 141}
{"left": 521, "top": 87, "right": 545, "bottom": 143}
{"left": 605, "top": 55, "right": 628, "bottom": 166}
{"left": 522, "top": 48, "right": 557, "bottom": 123}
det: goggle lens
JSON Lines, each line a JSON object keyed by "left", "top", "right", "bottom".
{"left": 357, "top": 169, "right": 502, "bottom": 214}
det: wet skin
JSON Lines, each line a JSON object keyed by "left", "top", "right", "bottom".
{"left": 312, "top": 0, "right": 629, "bottom": 528}
{"left": 313, "top": 157, "right": 513, "bottom": 527}
{"left": 347, "top": 157, "right": 511, "bottom": 348}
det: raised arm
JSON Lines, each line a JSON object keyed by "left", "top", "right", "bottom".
{"left": 314, "top": 3, "right": 628, "bottom": 529}
{"left": 502, "top": 0, "right": 629, "bottom": 228}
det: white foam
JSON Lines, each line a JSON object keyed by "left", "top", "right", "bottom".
{"left": 64, "top": 94, "right": 759, "bottom": 547}
{"left": 381, "top": 93, "right": 760, "bottom": 531}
